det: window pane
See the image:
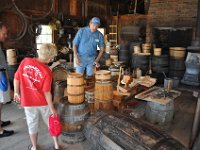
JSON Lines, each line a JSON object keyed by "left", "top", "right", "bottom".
{"left": 41, "top": 25, "right": 52, "bottom": 34}
{"left": 36, "top": 35, "right": 52, "bottom": 43}
{"left": 36, "top": 25, "right": 53, "bottom": 48}
{"left": 37, "top": 44, "right": 42, "bottom": 50}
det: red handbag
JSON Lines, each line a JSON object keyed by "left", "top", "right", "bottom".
{"left": 48, "top": 114, "right": 62, "bottom": 137}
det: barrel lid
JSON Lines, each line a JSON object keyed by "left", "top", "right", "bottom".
{"left": 67, "top": 72, "right": 83, "bottom": 78}
{"left": 95, "top": 70, "right": 111, "bottom": 75}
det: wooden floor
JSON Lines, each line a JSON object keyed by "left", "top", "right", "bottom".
{"left": 139, "top": 86, "right": 197, "bottom": 149}
{"left": 0, "top": 85, "right": 197, "bottom": 150}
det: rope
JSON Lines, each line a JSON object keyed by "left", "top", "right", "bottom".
{"left": 12, "top": 0, "right": 54, "bottom": 21}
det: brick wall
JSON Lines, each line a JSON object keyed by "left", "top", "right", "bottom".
{"left": 146, "top": 0, "right": 198, "bottom": 43}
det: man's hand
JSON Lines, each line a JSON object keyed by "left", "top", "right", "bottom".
{"left": 75, "top": 57, "right": 81, "bottom": 65}
{"left": 94, "top": 61, "right": 100, "bottom": 68}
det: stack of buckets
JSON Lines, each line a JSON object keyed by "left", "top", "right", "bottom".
{"left": 169, "top": 47, "right": 186, "bottom": 82}
{"left": 60, "top": 73, "right": 89, "bottom": 144}
{"left": 6, "top": 49, "right": 17, "bottom": 65}
{"left": 94, "top": 70, "right": 113, "bottom": 111}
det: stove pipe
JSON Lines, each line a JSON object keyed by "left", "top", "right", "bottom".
{"left": 194, "top": 0, "right": 200, "bottom": 46}
{"left": 188, "top": 0, "right": 200, "bottom": 52}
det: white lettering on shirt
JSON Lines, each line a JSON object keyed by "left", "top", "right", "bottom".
{"left": 22, "top": 65, "right": 43, "bottom": 90}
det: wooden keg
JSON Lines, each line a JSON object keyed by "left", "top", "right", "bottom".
{"left": 52, "top": 66, "right": 68, "bottom": 82}
{"left": 95, "top": 81, "right": 113, "bottom": 101}
{"left": 169, "top": 47, "right": 186, "bottom": 60}
{"left": 142, "top": 43, "right": 151, "bottom": 53}
{"left": 109, "top": 67, "right": 120, "bottom": 77}
{"left": 85, "top": 89, "right": 94, "bottom": 102}
{"left": 67, "top": 73, "right": 84, "bottom": 104}
{"left": 105, "top": 58, "right": 112, "bottom": 66}
{"left": 85, "top": 89, "right": 95, "bottom": 114}
{"left": 95, "top": 70, "right": 111, "bottom": 81}
{"left": 134, "top": 45, "right": 141, "bottom": 54}
{"left": 110, "top": 55, "right": 118, "bottom": 62}
{"left": 145, "top": 101, "right": 174, "bottom": 125}
{"left": 57, "top": 97, "right": 89, "bottom": 143}
{"left": 94, "top": 100, "right": 113, "bottom": 111}
{"left": 154, "top": 48, "right": 162, "bottom": 56}
{"left": 6, "top": 49, "right": 17, "bottom": 65}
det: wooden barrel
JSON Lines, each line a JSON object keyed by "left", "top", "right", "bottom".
{"left": 57, "top": 97, "right": 89, "bottom": 143}
{"left": 133, "top": 45, "right": 141, "bottom": 54}
{"left": 110, "top": 55, "right": 118, "bottom": 62}
{"left": 85, "top": 89, "right": 94, "bottom": 102}
{"left": 6, "top": 49, "right": 17, "bottom": 65}
{"left": 95, "top": 70, "right": 111, "bottom": 81}
{"left": 53, "top": 80, "right": 67, "bottom": 103}
{"left": 169, "top": 47, "right": 186, "bottom": 60}
{"left": 85, "top": 89, "right": 95, "bottom": 114}
{"left": 95, "top": 81, "right": 113, "bottom": 101}
{"left": 142, "top": 43, "right": 151, "bottom": 53}
{"left": 131, "top": 53, "right": 150, "bottom": 75}
{"left": 154, "top": 48, "right": 162, "bottom": 56}
{"left": 94, "top": 100, "right": 113, "bottom": 112}
{"left": 84, "top": 111, "right": 186, "bottom": 150}
{"left": 109, "top": 66, "right": 120, "bottom": 79}
{"left": 118, "top": 50, "right": 131, "bottom": 67}
{"left": 145, "top": 101, "right": 174, "bottom": 125}
{"left": 67, "top": 73, "right": 84, "bottom": 104}
{"left": 52, "top": 66, "right": 68, "bottom": 82}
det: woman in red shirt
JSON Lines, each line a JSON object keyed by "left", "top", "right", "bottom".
{"left": 14, "top": 44, "right": 60, "bottom": 150}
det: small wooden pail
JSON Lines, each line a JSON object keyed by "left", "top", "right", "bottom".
{"left": 95, "top": 70, "right": 111, "bottom": 81}
{"left": 67, "top": 73, "right": 84, "bottom": 104}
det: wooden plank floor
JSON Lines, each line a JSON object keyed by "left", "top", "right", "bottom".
{"left": 0, "top": 86, "right": 197, "bottom": 149}
{"left": 138, "top": 87, "right": 197, "bottom": 149}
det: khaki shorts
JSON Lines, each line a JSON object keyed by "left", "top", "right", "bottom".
{"left": 24, "top": 106, "right": 51, "bottom": 134}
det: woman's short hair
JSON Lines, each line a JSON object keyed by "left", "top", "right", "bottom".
{"left": 37, "top": 43, "right": 57, "bottom": 60}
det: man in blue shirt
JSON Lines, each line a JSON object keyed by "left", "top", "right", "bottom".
{"left": 73, "top": 17, "right": 104, "bottom": 76}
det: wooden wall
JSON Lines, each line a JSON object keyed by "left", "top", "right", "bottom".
{"left": 146, "top": 0, "right": 198, "bottom": 43}
{"left": 0, "top": 0, "right": 111, "bottom": 54}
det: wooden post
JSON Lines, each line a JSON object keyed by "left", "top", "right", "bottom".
{"left": 190, "top": 91, "right": 200, "bottom": 148}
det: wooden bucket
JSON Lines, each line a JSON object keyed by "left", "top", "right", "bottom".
{"left": 154, "top": 48, "right": 162, "bottom": 56}
{"left": 110, "top": 55, "right": 118, "bottom": 62}
{"left": 142, "top": 43, "right": 151, "bottom": 54}
{"left": 169, "top": 47, "right": 186, "bottom": 60}
{"left": 85, "top": 89, "right": 94, "bottom": 103}
{"left": 134, "top": 45, "right": 141, "bottom": 54}
{"left": 67, "top": 73, "right": 84, "bottom": 104}
{"left": 6, "top": 49, "right": 17, "bottom": 65}
{"left": 94, "top": 100, "right": 113, "bottom": 111}
{"left": 109, "top": 67, "right": 120, "bottom": 77}
{"left": 52, "top": 66, "right": 68, "bottom": 82}
{"left": 95, "top": 70, "right": 111, "bottom": 81}
{"left": 95, "top": 81, "right": 113, "bottom": 101}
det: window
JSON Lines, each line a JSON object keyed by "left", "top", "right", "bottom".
{"left": 36, "top": 25, "right": 53, "bottom": 49}
{"left": 97, "top": 28, "right": 106, "bottom": 50}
